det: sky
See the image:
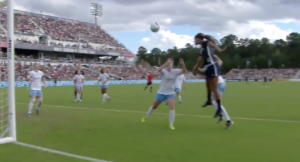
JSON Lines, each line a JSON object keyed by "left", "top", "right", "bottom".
{"left": 12, "top": 0, "right": 300, "bottom": 53}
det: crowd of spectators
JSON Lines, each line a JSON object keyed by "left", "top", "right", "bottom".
{"left": 0, "top": 9, "right": 131, "bottom": 54}
{"left": 225, "top": 68, "right": 300, "bottom": 79}
{"left": 1, "top": 60, "right": 299, "bottom": 81}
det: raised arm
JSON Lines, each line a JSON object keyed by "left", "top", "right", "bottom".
{"left": 213, "top": 55, "right": 223, "bottom": 66}
{"left": 202, "top": 34, "right": 217, "bottom": 45}
{"left": 42, "top": 73, "right": 47, "bottom": 87}
{"left": 158, "top": 58, "right": 172, "bottom": 73}
{"left": 179, "top": 58, "right": 187, "bottom": 73}
{"left": 208, "top": 41, "right": 226, "bottom": 53}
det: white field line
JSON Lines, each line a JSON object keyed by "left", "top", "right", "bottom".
{"left": 17, "top": 102, "right": 300, "bottom": 124}
{"left": 15, "top": 141, "right": 111, "bottom": 162}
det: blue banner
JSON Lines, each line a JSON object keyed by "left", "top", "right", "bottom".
{"left": 1, "top": 79, "right": 205, "bottom": 87}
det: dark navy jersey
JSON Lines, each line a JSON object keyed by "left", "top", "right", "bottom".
{"left": 199, "top": 40, "right": 216, "bottom": 66}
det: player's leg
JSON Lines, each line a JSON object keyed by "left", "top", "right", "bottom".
{"left": 141, "top": 94, "right": 163, "bottom": 122}
{"left": 202, "top": 78, "right": 212, "bottom": 107}
{"left": 35, "top": 90, "right": 43, "bottom": 114}
{"left": 206, "top": 64, "right": 222, "bottom": 117}
{"left": 27, "top": 90, "right": 37, "bottom": 117}
{"left": 166, "top": 95, "right": 176, "bottom": 129}
{"left": 150, "top": 82, "right": 153, "bottom": 92}
{"left": 144, "top": 83, "right": 149, "bottom": 92}
{"left": 101, "top": 86, "right": 110, "bottom": 103}
{"left": 75, "top": 86, "right": 82, "bottom": 102}
{"left": 175, "top": 89, "right": 182, "bottom": 104}
{"left": 74, "top": 87, "right": 76, "bottom": 100}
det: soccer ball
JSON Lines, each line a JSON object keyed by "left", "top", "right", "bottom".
{"left": 150, "top": 23, "right": 160, "bottom": 32}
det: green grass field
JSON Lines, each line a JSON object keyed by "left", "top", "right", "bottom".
{"left": 1, "top": 82, "right": 300, "bottom": 162}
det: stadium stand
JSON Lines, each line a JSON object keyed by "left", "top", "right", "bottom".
{"left": 225, "top": 69, "right": 300, "bottom": 79}
{"left": 0, "top": 9, "right": 131, "bottom": 54}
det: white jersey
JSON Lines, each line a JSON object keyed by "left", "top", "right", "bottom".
{"left": 218, "top": 76, "right": 225, "bottom": 84}
{"left": 73, "top": 74, "right": 84, "bottom": 86}
{"left": 157, "top": 69, "right": 182, "bottom": 95}
{"left": 174, "top": 74, "right": 186, "bottom": 89}
{"left": 28, "top": 70, "right": 44, "bottom": 90}
{"left": 99, "top": 73, "right": 109, "bottom": 85}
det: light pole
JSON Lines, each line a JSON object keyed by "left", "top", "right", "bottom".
{"left": 90, "top": 2, "right": 102, "bottom": 25}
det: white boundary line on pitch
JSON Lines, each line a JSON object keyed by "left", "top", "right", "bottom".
{"left": 17, "top": 102, "right": 300, "bottom": 124}
{"left": 14, "top": 141, "right": 111, "bottom": 162}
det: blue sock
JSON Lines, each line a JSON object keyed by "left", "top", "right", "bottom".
{"left": 216, "top": 99, "right": 222, "bottom": 112}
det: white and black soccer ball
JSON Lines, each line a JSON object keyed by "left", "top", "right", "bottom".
{"left": 150, "top": 23, "right": 160, "bottom": 33}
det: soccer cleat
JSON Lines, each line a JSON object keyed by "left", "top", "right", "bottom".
{"left": 169, "top": 124, "right": 175, "bottom": 130}
{"left": 202, "top": 100, "right": 212, "bottom": 107}
{"left": 36, "top": 109, "right": 39, "bottom": 115}
{"left": 225, "top": 121, "right": 234, "bottom": 129}
{"left": 179, "top": 102, "right": 182, "bottom": 104}
{"left": 27, "top": 113, "right": 31, "bottom": 117}
{"left": 141, "top": 117, "right": 146, "bottom": 122}
{"left": 79, "top": 100, "right": 82, "bottom": 102}
{"left": 101, "top": 101, "right": 104, "bottom": 104}
{"left": 217, "top": 115, "right": 223, "bottom": 124}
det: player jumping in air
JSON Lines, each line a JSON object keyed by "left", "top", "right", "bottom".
{"left": 193, "top": 33, "right": 227, "bottom": 118}
{"left": 73, "top": 70, "right": 85, "bottom": 102}
{"left": 144, "top": 73, "right": 153, "bottom": 92}
{"left": 174, "top": 74, "right": 186, "bottom": 104}
{"left": 27, "top": 63, "right": 46, "bottom": 117}
{"left": 191, "top": 33, "right": 220, "bottom": 108}
{"left": 141, "top": 58, "right": 186, "bottom": 130}
{"left": 199, "top": 58, "right": 233, "bottom": 129}
{"left": 262, "top": 76, "right": 268, "bottom": 87}
{"left": 98, "top": 68, "right": 111, "bottom": 104}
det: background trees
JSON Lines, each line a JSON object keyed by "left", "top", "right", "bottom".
{"left": 135, "top": 32, "right": 300, "bottom": 73}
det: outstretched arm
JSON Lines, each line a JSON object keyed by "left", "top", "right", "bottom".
{"left": 208, "top": 41, "right": 226, "bottom": 53}
{"left": 213, "top": 55, "right": 223, "bottom": 66}
{"left": 158, "top": 58, "right": 172, "bottom": 73}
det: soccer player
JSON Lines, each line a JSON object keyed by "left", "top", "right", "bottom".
{"left": 74, "top": 68, "right": 84, "bottom": 100}
{"left": 73, "top": 70, "right": 85, "bottom": 102}
{"left": 245, "top": 75, "right": 249, "bottom": 84}
{"left": 98, "top": 68, "right": 111, "bottom": 103}
{"left": 141, "top": 58, "right": 186, "bottom": 130}
{"left": 174, "top": 74, "right": 186, "bottom": 104}
{"left": 198, "top": 57, "right": 233, "bottom": 129}
{"left": 262, "top": 76, "right": 268, "bottom": 87}
{"left": 144, "top": 73, "right": 153, "bottom": 92}
{"left": 193, "top": 33, "right": 226, "bottom": 117}
{"left": 54, "top": 76, "right": 57, "bottom": 87}
{"left": 27, "top": 63, "right": 46, "bottom": 117}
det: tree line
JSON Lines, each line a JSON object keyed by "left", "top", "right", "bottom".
{"left": 135, "top": 32, "right": 300, "bottom": 73}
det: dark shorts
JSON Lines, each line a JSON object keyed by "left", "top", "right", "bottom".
{"left": 147, "top": 81, "right": 152, "bottom": 85}
{"left": 54, "top": 80, "right": 57, "bottom": 83}
{"left": 205, "top": 63, "right": 220, "bottom": 78}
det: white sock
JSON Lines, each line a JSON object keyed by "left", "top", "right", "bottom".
{"left": 76, "top": 93, "right": 81, "bottom": 100}
{"left": 102, "top": 93, "right": 106, "bottom": 101}
{"left": 105, "top": 93, "right": 110, "bottom": 99}
{"left": 178, "top": 95, "right": 182, "bottom": 102}
{"left": 169, "top": 109, "right": 175, "bottom": 124}
{"left": 28, "top": 99, "right": 35, "bottom": 114}
{"left": 36, "top": 99, "right": 42, "bottom": 110}
{"left": 221, "top": 105, "right": 231, "bottom": 121}
{"left": 212, "top": 101, "right": 231, "bottom": 121}
{"left": 146, "top": 106, "right": 154, "bottom": 117}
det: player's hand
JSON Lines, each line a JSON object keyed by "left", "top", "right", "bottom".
{"left": 192, "top": 70, "right": 197, "bottom": 76}
{"left": 179, "top": 58, "right": 184, "bottom": 64}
